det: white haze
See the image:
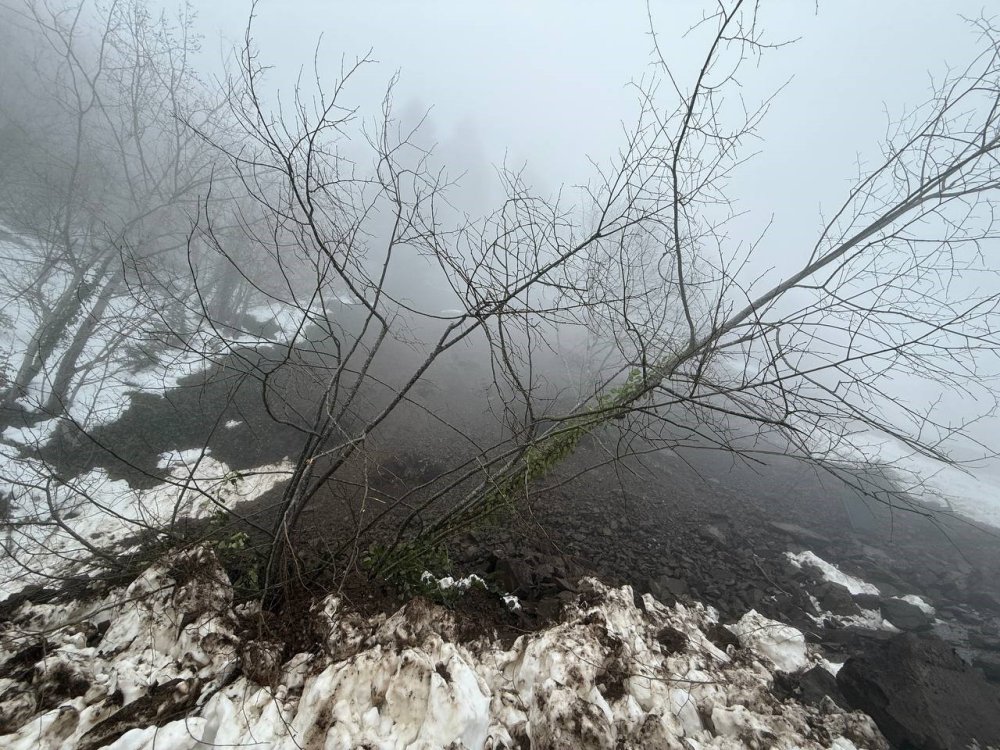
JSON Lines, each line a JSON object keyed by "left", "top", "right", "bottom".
{"left": 142, "top": 0, "right": 1000, "bottom": 523}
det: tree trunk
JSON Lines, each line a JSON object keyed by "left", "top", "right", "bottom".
{"left": 0, "top": 266, "right": 90, "bottom": 411}
{"left": 42, "top": 268, "right": 122, "bottom": 416}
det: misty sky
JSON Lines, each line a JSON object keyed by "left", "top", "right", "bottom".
{"left": 179, "top": 1, "right": 994, "bottom": 265}
{"left": 162, "top": 1, "right": 999, "bottom": 464}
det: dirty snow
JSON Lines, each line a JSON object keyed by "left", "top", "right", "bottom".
{"left": 0, "top": 550, "right": 888, "bottom": 749}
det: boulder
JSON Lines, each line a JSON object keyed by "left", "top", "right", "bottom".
{"left": 838, "top": 633, "right": 1000, "bottom": 750}
{"left": 492, "top": 555, "right": 535, "bottom": 598}
{"left": 852, "top": 593, "right": 881, "bottom": 611}
{"left": 817, "top": 581, "right": 860, "bottom": 616}
{"left": 974, "top": 653, "right": 1000, "bottom": 684}
{"left": 879, "top": 597, "right": 933, "bottom": 632}
{"left": 773, "top": 665, "right": 850, "bottom": 711}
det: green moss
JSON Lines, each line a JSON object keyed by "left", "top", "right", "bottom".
{"left": 375, "top": 363, "right": 665, "bottom": 579}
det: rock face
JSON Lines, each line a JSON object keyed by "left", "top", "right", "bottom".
{"left": 878, "top": 597, "right": 933, "bottom": 632}
{"left": 838, "top": 632, "right": 1000, "bottom": 750}
{"left": 817, "top": 581, "right": 860, "bottom": 616}
{"left": 774, "top": 666, "right": 850, "bottom": 711}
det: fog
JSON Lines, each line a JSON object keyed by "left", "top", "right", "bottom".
{"left": 177, "top": 1, "right": 1000, "bottom": 464}
{"left": 182, "top": 2, "right": 987, "bottom": 212}
{"left": 3, "top": 0, "right": 1000, "bottom": 535}
{"left": 7, "top": 7, "right": 1000, "bottom": 746}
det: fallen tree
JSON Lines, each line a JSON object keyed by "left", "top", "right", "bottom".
{"left": 4, "top": 1, "right": 1000, "bottom": 601}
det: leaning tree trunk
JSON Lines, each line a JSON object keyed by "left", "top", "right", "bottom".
{"left": 41, "top": 267, "right": 122, "bottom": 417}
{"left": 0, "top": 266, "right": 91, "bottom": 412}
{"left": 372, "top": 361, "right": 674, "bottom": 578}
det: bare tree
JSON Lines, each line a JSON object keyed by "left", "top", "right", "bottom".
{"left": 0, "top": 0, "right": 230, "bottom": 424}
{"left": 368, "top": 3, "right": 1000, "bottom": 576}
{"left": 171, "top": 1, "right": 994, "bottom": 596}
{"left": 5, "top": 0, "right": 999, "bottom": 603}
{"left": 0, "top": 0, "right": 276, "bottom": 595}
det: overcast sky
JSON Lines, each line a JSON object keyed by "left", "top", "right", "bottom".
{"left": 173, "top": 1, "right": 994, "bottom": 273}
{"left": 176, "top": 1, "right": 999, "bottom": 466}
{"left": 185, "top": 2, "right": 988, "bottom": 202}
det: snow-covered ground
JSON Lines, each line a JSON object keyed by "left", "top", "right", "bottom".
{"left": 0, "top": 225, "right": 331, "bottom": 440}
{"left": 834, "top": 432, "right": 1000, "bottom": 530}
{"left": 0, "top": 445, "right": 292, "bottom": 602}
{"left": 0, "top": 233, "right": 210, "bottom": 432}
{"left": 0, "top": 225, "right": 309, "bottom": 601}
{"left": 0, "top": 547, "right": 888, "bottom": 749}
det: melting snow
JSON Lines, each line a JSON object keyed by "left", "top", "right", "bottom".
{"left": 727, "top": 609, "right": 809, "bottom": 673}
{"left": 0, "top": 550, "right": 888, "bottom": 749}
{"left": 422, "top": 571, "right": 488, "bottom": 592}
{"left": 786, "top": 551, "right": 880, "bottom": 596}
{"left": 0, "top": 449, "right": 292, "bottom": 602}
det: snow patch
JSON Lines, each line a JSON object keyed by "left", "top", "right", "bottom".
{"left": 0, "top": 453, "right": 292, "bottom": 602}
{"left": 787, "top": 550, "right": 880, "bottom": 596}
{"left": 727, "top": 609, "right": 810, "bottom": 673}
{"left": 819, "top": 658, "right": 845, "bottom": 676}
{"left": 421, "top": 570, "right": 488, "bottom": 591}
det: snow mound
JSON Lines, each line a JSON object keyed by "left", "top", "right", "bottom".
{"left": 0, "top": 547, "right": 238, "bottom": 749}
{"left": 727, "top": 609, "right": 809, "bottom": 673}
{"left": 0, "top": 553, "right": 887, "bottom": 749}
